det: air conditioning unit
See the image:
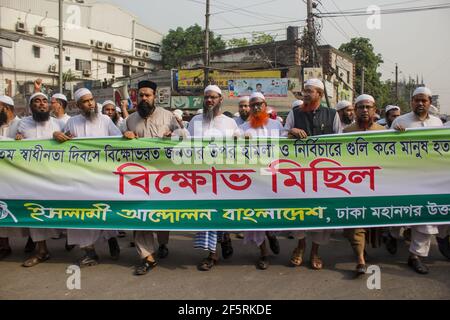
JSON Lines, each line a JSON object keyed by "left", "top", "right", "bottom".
{"left": 105, "top": 43, "right": 113, "bottom": 51}
{"left": 35, "top": 26, "right": 45, "bottom": 36}
{"left": 16, "top": 22, "right": 26, "bottom": 32}
{"left": 143, "top": 52, "right": 150, "bottom": 59}
{"left": 131, "top": 67, "right": 138, "bottom": 74}
{"left": 82, "top": 69, "right": 92, "bottom": 77}
{"left": 135, "top": 50, "right": 142, "bottom": 57}
{"left": 108, "top": 56, "right": 116, "bottom": 63}
{"left": 138, "top": 61, "right": 145, "bottom": 67}
{"left": 123, "top": 58, "right": 131, "bottom": 64}
{"left": 96, "top": 41, "right": 104, "bottom": 49}
{"left": 48, "top": 64, "right": 57, "bottom": 73}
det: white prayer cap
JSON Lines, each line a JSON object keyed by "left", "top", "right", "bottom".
{"left": 204, "top": 85, "right": 222, "bottom": 96}
{"left": 196, "top": 108, "right": 203, "bottom": 114}
{"left": 234, "top": 112, "right": 239, "bottom": 117}
{"left": 239, "top": 96, "right": 250, "bottom": 103}
{"left": 335, "top": 100, "right": 352, "bottom": 111}
{"left": 29, "top": 92, "right": 48, "bottom": 106}
{"left": 115, "top": 107, "right": 121, "bottom": 113}
{"left": 74, "top": 88, "right": 92, "bottom": 103}
{"left": 0, "top": 95, "right": 14, "bottom": 107}
{"left": 267, "top": 107, "right": 273, "bottom": 114}
{"left": 173, "top": 109, "right": 183, "bottom": 120}
{"left": 304, "top": 78, "right": 324, "bottom": 91}
{"left": 412, "top": 86, "right": 432, "bottom": 98}
{"left": 292, "top": 100, "right": 303, "bottom": 108}
{"left": 102, "top": 100, "right": 116, "bottom": 108}
{"left": 249, "top": 92, "right": 265, "bottom": 101}
{"left": 385, "top": 105, "right": 400, "bottom": 113}
{"left": 355, "top": 94, "right": 375, "bottom": 105}
{"left": 51, "top": 93, "right": 67, "bottom": 102}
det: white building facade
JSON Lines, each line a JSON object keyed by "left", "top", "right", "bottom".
{"left": 0, "top": 0, "right": 162, "bottom": 106}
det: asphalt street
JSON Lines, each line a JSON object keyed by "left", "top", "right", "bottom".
{"left": 1, "top": 231, "right": 449, "bottom": 300}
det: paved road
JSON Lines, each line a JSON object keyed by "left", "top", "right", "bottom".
{"left": 1, "top": 231, "right": 449, "bottom": 300}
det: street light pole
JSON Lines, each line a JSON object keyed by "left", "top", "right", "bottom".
{"left": 58, "top": 0, "right": 63, "bottom": 93}
{"left": 204, "top": 0, "right": 210, "bottom": 88}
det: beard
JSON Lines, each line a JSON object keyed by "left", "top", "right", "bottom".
{"left": 0, "top": 110, "right": 7, "bottom": 126}
{"left": 342, "top": 114, "right": 354, "bottom": 125}
{"left": 83, "top": 107, "right": 98, "bottom": 120}
{"left": 249, "top": 111, "right": 269, "bottom": 128}
{"left": 239, "top": 110, "right": 249, "bottom": 121}
{"left": 357, "top": 116, "right": 372, "bottom": 130}
{"left": 203, "top": 103, "right": 221, "bottom": 124}
{"left": 32, "top": 109, "right": 50, "bottom": 122}
{"left": 137, "top": 100, "right": 155, "bottom": 119}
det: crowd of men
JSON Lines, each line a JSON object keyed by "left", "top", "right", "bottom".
{"left": 0, "top": 78, "right": 449, "bottom": 276}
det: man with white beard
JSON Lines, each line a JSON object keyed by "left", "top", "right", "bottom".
{"left": 53, "top": 88, "right": 122, "bottom": 267}
{"left": 187, "top": 85, "right": 238, "bottom": 271}
{"left": 15, "top": 92, "right": 64, "bottom": 267}
{"left": 392, "top": 86, "right": 449, "bottom": 273}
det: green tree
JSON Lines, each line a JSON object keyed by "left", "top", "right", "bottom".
{"left": 161, "top": 24, "right": 226, "bottom": 69}
{"left": 226, "top": 32, "right": 275, "bottom": 49}
{"left": 227, "top": 38, "right": 250, "bottom": 48}
{"left": 339, "top": 37, "right": 391, "bottom": 106}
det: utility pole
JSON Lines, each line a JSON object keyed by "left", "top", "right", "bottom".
{"left": 361, "top": 67, "right": 365, "bottom": 94}
{"left": 306, "top": 0, "right": 315, "bottom": 66}
{"left": 204, "top": 0, "right": 210, "bottom": 88}
{"left": 395, "top": 63, "right": 399, "bottom": 103}
{"left": 58, "top": 0, "right": 63, "bottom": 93}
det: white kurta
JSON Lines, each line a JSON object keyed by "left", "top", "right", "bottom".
{"left": 17, "top": 116, "right": 64, "bottom": 241}
{"left": 187, "top": 114, "right": 238, "bottom": 138}
{"left": 18, "top": 116, "right": 63, "bottom": 140}
{"left": 64, "top": 114, "right": 120, "bottom": 247}
{"left": 0, "top": 116, "right": 21, "bottom": 139}
{"left": 55, "top": 114, "right": 71, "bottom": 128}
{"left": 64, "top": 114, "right": 122, "bottom": 137}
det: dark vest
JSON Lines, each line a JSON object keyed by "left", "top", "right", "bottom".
{"left": 293, "top": 106, "right": 336, "bottom": 136}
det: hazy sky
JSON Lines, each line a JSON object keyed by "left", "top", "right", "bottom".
{"left": 100, "top": 0, "right": 450, "bottom": 113}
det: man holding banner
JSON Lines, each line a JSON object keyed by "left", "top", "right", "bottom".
{"left": 285, "top": 78, "right": 342, "bottom": 270}
{"left": 53, "top": 88, "right": 122, "bottom": 267}
{"left": 239, "top": 92, "right": 283, "bottom": 270}
{"left": 123, "top": 80, "right": 184, "bottom": 276}
{"left": 392, "top": 86, "right": 449, "bottom": 273}
{"left": 16, "top": 92, "right": 64, "bottom": 267}
{"left": 343, "top": 94, "right": 386, "bottom": 275}
{"left": 188, "top": 85, "right": 238, "bottom": 271}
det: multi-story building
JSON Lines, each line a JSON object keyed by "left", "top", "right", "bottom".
{"left": 0, "top": 0, "right": 162, "bottom": 111}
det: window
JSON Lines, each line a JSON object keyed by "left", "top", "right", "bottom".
{"left": 107, "top": 62, "right": 115, "bottom": 74}
{"left": 123, "top": 65, "right": 130, "bottom": 76}
{"left": 75, "top": 59, "right": 91, "bottom": 71}
{"left": 138, "top": 68, "right": 144, "bottom": 73}
{"left": 33, "top": 46, "right": 41, "bottom": 58}
{"left": 347, "top": 71, "right": 350, "bottom": 83}
{"left": 150, "top": 46, "right": 160, "bottom": 53}
{"left": 65, "top": 56, "right": 70, "bottom": 61}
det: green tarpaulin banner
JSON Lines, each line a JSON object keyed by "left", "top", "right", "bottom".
{"left": 0, "top": 128, "right": 449, "bottom": 230}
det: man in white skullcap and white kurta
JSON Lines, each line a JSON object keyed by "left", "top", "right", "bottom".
{"left": 238, "top": 92, "right": 284, "bottom": 269}
{"left": 233, "top": 96, "right": 250, "bottom": 126}
{"left": 188, "top": 85, "right": 238, "bottom": 271}
{"left": 391, "top": 86, "right": 450, "bottom": 273}
{"left": 15, "top": 92, "right": 64, "bottom": 267}
{"left": 285, "top": 79, "right": 342, "bottom": 270}
{"left": 335, "top": 100, "right": 355, "bottom": 129}
{"left": 383, "top": 105, "right": 401, "bottom": 129}
{"left": 0, "top": 95, "right": 29, "bottom": 260}
{"left": 53, "top": 88, "right": 122, "bottom": 267}
{"left": 51, "top": 93, "right": 71, "bottom": 127}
